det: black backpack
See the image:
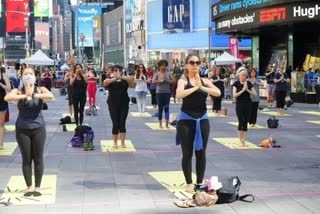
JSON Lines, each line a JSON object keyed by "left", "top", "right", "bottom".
{"left": 216, "top": 176, "right": 254, "bottom": 204}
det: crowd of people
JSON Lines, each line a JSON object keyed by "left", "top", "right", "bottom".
{"left": 1, "top": 53, "right": 320, "bottom": 197}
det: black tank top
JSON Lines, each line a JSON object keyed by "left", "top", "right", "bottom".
{"left": 181, "top": 77, "right": 207, "bottom": 118}
{"left": 16, "top": 87, "right": 44, "bottom": 129}
{"left": 107, "top": 79, "right": 130, "bottom": 105}
{"left": 72, "top": 76, "right": 86, "bottom": 98}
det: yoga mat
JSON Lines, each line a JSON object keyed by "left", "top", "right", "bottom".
{"left": 100, "top": 140, "right": 136, "bottom": 152}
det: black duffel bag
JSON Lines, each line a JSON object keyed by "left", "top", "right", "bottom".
{"left": 267, "top": 116, "right": 279, "bottom": 128}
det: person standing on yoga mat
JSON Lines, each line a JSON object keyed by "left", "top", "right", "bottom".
{"left": 176, "top": 54, "right": 220, "bottom": 193}
{"left": 152, "top": 59, "right": 176, "bottom": 128}
{"left": 4, "top": 67, "right": 54, "bottom": 197}
{"left": 70, "top": 64, "right": 87, "bottom": 126}
{"left": 232, "top": 67, "right": 257, "bottom": 147}
{"left": 104, "top": 65, "right": 134, "bottom": 149}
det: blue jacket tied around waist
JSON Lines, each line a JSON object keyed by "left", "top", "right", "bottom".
{"left": 176, "top": 111, "right": 208, "bottom": 151}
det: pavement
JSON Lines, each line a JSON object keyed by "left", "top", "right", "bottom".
{"left": 0, "top": 87, "right": 320, "bottom": 214}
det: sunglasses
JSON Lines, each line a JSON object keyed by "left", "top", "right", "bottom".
{"left": 139, "top": 67, "right": 143, "bottom": 68}
{"left": 188, "top": 61, "right": 201, "bottom": 66}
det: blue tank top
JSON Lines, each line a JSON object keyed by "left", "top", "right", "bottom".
{"left": 16, "top": 87, "right": 45, "bottom": 129}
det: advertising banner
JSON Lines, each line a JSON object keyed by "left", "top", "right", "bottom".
{"left": 76, "top": 6, "right": 102, "bottom": 47}
{"left": 34, "top": 0, "right": 50, "bottom": 17}
{"left": 212, "top": 0, "right": 308, "bottom": 19}
{"left": 229, "top": 37, "right": 239, "bottom": 58}
{"left": 34, "top": 22, "right": 50, "bottom": 49}
{"left": 6, "top": 0, "right": 30, "bottom": 33}
{"left": 215, "top": 2, "right": 320, "bottom": 34}
{"left": 163, "top": 0, "right": 191, "bottom": 33}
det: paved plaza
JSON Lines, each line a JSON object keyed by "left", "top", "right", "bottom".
{"left": 0, "top": 88, "right": 320, "bottom": 214}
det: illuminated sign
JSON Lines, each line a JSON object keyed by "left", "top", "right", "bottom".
{"left": 293, "top": 4, "right": 320, "bottom": 18}
{"left": 75, "top": 6, "right": 103, "bottom": 47}
{"left": 163, "top": 0, "right": 191, "bottom": 33}
{"left": 212, "top": 0, "right": 310, "bottom": 20}
{"left": 6, "top": 0, "right": 30, "bottom": 33}
{"left": 34, "top": 0, "right": 50, "bottom": 17}
{"left": 215, "top": 2, "right": 320, "bottom": 34}
{"left": 260, "top": 8, "right": 286, "bottom": 23}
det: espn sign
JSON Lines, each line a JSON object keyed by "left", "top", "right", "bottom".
{"left": 259, "top": 8, "right": 286, "bottom": 23}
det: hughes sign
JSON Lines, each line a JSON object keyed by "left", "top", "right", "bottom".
{"left": 215, "top": 2, "right": 320, "bottom": 34}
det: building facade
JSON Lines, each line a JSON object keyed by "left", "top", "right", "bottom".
{"left": 212, "top": 0, "right": 320, "bottom": 74}
{"left": 144, "top": 0, "right": 251, "bottom": 68}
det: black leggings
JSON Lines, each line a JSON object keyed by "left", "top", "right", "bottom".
{"left": 212, "top": 96, "right": 222, "bottom": 111}
{"left": 108, "top": 103, "right": 129, "bottom": 135}
{"left": 16, "top": 126, "right": 46, "bottom": 187}
{"left": 176, "top": 119, "right": 210, "bottom": 184}
{"left": 150, "top": 89, "right": 157, "bottom": 105}
{"left": 276, "top": 90, "right": 286, "bottom": 108}
{"left": 73, "top": 96, "right": 86, "bottom": 126}
{"left": 249, "top": 102, "right": 259, "bottom": 124}
{"left": 236, "top": 102, "right": 251, "bottom": 131}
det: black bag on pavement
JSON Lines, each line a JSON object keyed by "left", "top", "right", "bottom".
{"left": 60, "top": 116, "right": 72, "bottom": 124}
{"left": 216, "top": 176, "right": 254, "bottom": 204}
{"left": 131, "top": 96, "right": 137, "bottom": 104}
{"left": 267, "top": 116, "right": 279, "bottom": 128}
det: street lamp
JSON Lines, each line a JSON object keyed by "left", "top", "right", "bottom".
{"left": 6, "top": 11, "right": 34, "bottom": 58}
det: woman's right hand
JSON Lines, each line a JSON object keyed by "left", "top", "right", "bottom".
{"left": 195, "top": 73, "right": 202, "bottom": 89}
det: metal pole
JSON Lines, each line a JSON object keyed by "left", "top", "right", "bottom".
{"left": 76, "top": 0, "right": 80, "bottom": 63}
{"left": 208, "top": 0, "right": 211, "bottom": 63}
{"left": 25, "top": 14, "right": 29, "bottom": 57}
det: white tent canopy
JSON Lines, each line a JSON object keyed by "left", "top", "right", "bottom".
{"left": 211, "top": 51, "right": 242, "bottom": 65}
{"left": 20, "top": 50, "right": 55, "bottom": 65}
{"left": 60, "top": 63, "right": 69, "bottom": 71}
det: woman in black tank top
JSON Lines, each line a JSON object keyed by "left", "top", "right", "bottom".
{"left": 176, "top": 54, "right": 220, "bottom": 193}
{"left": 70, "top": 64, "right": 87, "bottom": 126}
{"left": 5, "top": 67, "right": 54, "bottom": 197}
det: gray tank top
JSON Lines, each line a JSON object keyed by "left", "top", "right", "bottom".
{"left": 16, "top": 88, "right": 45, "bottom": 129}
{"left": 156, "top": 71, "right": 171, "bottom": 93}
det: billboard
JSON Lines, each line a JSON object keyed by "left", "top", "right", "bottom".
{"left": 34, "top": 22, "right": 50, "bottom": 49}
{"left": 6, "top": 0, "right": 30, "bottom": 33}
{"left": 215, "top": 2, "right": 320, "bottom": 34}
{"left": 76, "top": 6, "right": 102, "bottom": 47}
{"left": 211, "top": 0, "right": 307, "bottom": 19}
{"left": 163, "top": 0, "right": 191, "bottom": 33}
{"left": 34, "top": 0, "right": 50, "bottom": 17}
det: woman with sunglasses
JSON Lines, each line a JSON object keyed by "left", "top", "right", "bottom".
{"left": 152, "top": 60, "right": 176, "bottom": 128}
{"left": 176, "top": 54, "right": 220, "bottom": 193}
{"left": 5, "top": 67, "right": 54, "bottom": 197}
{"left": 232, "top": 67, "right": 257, "bottom": 146}
{"left": 104, "top": 65, "right": 134, "bottom": 148}
{"left": 134, "top": 64, "right": 148, "bottom": 113}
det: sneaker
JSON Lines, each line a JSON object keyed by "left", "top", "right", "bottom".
{"left": 87, "top": 142, "right": 94, "bottom": 150}
{"left": 82, "top": 142, "right": 89, "bottom": 151}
